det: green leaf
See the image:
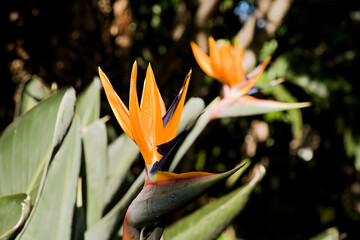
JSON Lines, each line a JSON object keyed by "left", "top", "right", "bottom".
{"left": 309, "top": 227, "right": 340, "bottom": 240}
{"left": 105, "top": 133, "right": 139, "bottom": 206}
{"left": 15, "top": 75, "right": 51, "bottom": 117}
{"left": 0, "top": 193, "right": 31, "bottom": 240}
{"left": 75, "top": 77, "right": 101, "bottom": 126}
{"left": 85, "top": 171, "right": 145, "bottom": 240}
{"left": 19, "top": 117, "right": 81, "bottom": 240}
{"left": 163, "top": 164, "right": 266, "bottom": 240}
{"left": 0, "top": 88, "right": 76, "bottom": 204}
{"left": 82, "top": 119, "right": 108, "bottom": 227}
{"left": 169, "top": 97, "right": 219, "bottom": 172}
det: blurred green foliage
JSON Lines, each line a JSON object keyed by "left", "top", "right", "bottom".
{"left": 1, "top": 0, "right": 360, "bottom": 239}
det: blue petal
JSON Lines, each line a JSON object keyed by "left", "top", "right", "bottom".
{"left": 151, "top": 112, "right": 202, "bottom": 174}
{"left": 162, "top": 71, "right": 191, "bottom": 127}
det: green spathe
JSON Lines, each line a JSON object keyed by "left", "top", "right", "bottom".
{"left": 124, "top": 163, "right": 246, "bottom": 238}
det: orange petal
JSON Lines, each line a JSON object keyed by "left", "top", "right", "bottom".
{"left": 233, "top": 42, "right": 245, "bottom": 86}
{"left": 142, "top": 64, "right": 164, "bottom": 164}
{"left": 240, "top": 56, "right": 271, "bottom": 96}
{"left": 164, "top": 70, "right": 191, "bottom": 142}
{"left": 129, "top": 62, "right": 152, "bottom": 165}
{"left": 208, "top": 37, "right": 226, "bottom": 85}
{"left": 156, "top": 84, "right": 166, "bottom": 117}
{"left": 190, "top": 41, "right": 219, "bottom": 80}
{"left": 219, "top": 42, "right": 236, "bottom": 86}
{"left": 153, "top": 171, "right": 213, "bottom": 183}
{"left": 140, "top": 66, "right": 156, "bottom": 146}
{"left": 98, "top": 67, "right": 133, "bottom": 140}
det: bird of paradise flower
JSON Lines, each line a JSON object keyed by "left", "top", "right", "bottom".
{"left": 191, "top": 37, "right": 310, "bottom": 119}
{"left": 99, "top": 62, "right": 245, "bottom": 240}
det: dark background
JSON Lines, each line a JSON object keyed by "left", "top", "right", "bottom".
{"left": 1, "top": 0, "right": 360, "bottom": 239}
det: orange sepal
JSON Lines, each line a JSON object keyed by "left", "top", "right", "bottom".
{"left": 98, "top": 67, "right": 133, "bottom": 140}
{"left": 151, "top": 171, "right": 213, "bottom": 184}
{"left": 239, "top": 56, "right": 271, "bottom": 96}
{"left": 190, "top": 41, "right": 219, "bottom": 80}
{"left": 129, "top": 62, "right": 152, "bottom": 165}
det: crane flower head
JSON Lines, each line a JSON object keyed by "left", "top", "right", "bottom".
{"left": 98, "top": 62, "right": 191, "bottom": 178}
{"left": 191, "top": 37, "right": 310, "bottom": 119}
{"left": 191, "top": 37, "right": 271, "bottom": 98}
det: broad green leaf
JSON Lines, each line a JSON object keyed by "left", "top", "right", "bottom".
{"left": 309, "top": 227, "right": 339, "bottom": 240}
{"left": 85, "top": 171, "right": 145, "bottom": 240}
{"left": 0, "top": 193, "right": 31, "bottom": 240}
{"left": 82, "top": 119, "right": 108, "bottom": 227}
{"left": 105, "top": 133, "right": 139, "bottom": 206}
{"left": 169, "top": 98, "right": 219, "bottom": 172}
{"left": 163, "top": 164, "right": 266, "bottom": 240}
{"left": 19, "top": 117, "right": 81, "bottom": 240}
{"left": 15, "top": 75, "right": 51, "bottom": 117}
{"left": 0, "top": 88, "right": 76, "bottom": 204}
{"left": 75, "top": 77, "right": 101, "bottom": 126}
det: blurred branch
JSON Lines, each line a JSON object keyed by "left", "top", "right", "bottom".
{"left": 157, "top": 0, "right": 221, "bottom": 92}
{"left": 194, "top": 0, "right": 222, "bottom": 51}
{"left": 237, "top": 0, "right": 293, "bottom": 72}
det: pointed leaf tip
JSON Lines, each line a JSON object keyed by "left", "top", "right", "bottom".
{"left": 125, "top": 164, "right": 247, "bottom": 233}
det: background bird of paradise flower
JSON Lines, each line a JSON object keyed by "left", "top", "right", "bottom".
{"left": 1, "top": 0, "right": 360, "bottom": 240}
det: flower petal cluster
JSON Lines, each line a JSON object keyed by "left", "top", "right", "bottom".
{"left": 99, "top": 62, "right": 190, "bottom": 178}
{"left": 191, "top": 37, "right": 310, "bottom": 118}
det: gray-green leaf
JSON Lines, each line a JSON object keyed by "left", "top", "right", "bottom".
{"left": 82, "top": 119, "right": 108, "bottom": 227}
{"left": 0, "top": 193, "right": 31, "bottom": 240}
{"left": 105, "top": 133, "right": 139, "bottom": 206}
{"left": 0, "top": 88, "right": 75, "bottom": 204}
{"left": 75, "top": 77, "right": 101, "bottom": 126}
{"left": 19, "top": 117, "right": 81, "bottom": 240}
{"left": 163, "top": 164, "right": 266, "bottom": 240}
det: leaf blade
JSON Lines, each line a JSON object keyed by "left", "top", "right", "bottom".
{"left": 19, "top": 117, "right": 82, "bottom": 240}
{"left": 75, "top": 77, "right": 101, "bottom": 126}
{"left": 82, "top": 119, "right": 108, "bottom": 227}
{"left": 0, "top": 193, "right": 31, "bottom": 240}
{"left": 163, "top": 164, "right": 266, "bottom": 240}
{"left": 0, "top": 88, "right": 75, "bottom": 203}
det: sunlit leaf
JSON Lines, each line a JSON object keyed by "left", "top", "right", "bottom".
{"left": 82, "top": 119, "right": 108, "bottom": 227}
{"left": 15, "top": 75, "right": 51, "bottom": 117}
{"left": 0, "top": 88, "right": 75, "bottom": 205}
{"left": 0, "top": 193, "right": 31, "bottom": 240}
{"left": 75, "top": 77, "right": 101, "bottom": 126}
{"left": 309, "top": 227, "right": 340, "bottom": 240}
{"left": 163, "top": 164, "right": 266, "bottom": 240}
{"left": 19, "top": 117, "right": 81, "bottom": 240}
